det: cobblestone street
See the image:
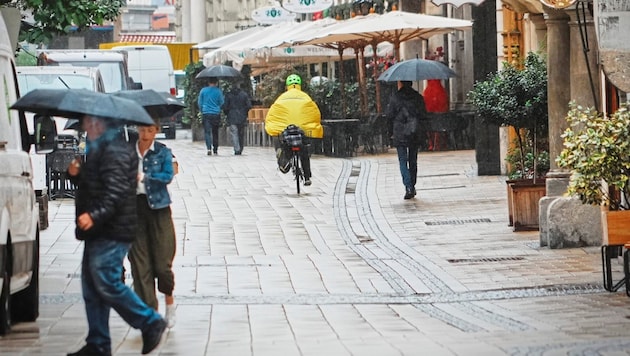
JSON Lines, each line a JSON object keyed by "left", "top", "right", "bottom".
{"left": 2, "top": 131, "right": 630, "bottom": 356}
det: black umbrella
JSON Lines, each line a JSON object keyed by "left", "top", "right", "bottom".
{"left": 112, "top": 89, "right": 185, "bottom": 119}
{"left": 10, "top": 89, "right": 154, "bottom": 126}
{"left": 377, "top": 59, "right": 457, "bottom": 82}
{"left": 195, "top": 64, "right": 242, "bottom": 79}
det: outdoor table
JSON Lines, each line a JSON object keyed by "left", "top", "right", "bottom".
{"left": 321, "top": 118, "right": 361, "bottom": 157}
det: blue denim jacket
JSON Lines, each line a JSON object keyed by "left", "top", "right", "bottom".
{"left": 141, "top": 141, "right": 174, "bottom": 210}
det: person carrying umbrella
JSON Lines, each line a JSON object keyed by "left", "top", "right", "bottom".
{"left": 66, "top": 115, "right": 167, "bottom": 356}
{"left": 197, "top": 77, "right": 224, "bottom": 155}
{"left": 222, "top": 81, "right": 252, "bottom": 155}
{"left": 384, "top": 80, "right": 428, "bottom": 200}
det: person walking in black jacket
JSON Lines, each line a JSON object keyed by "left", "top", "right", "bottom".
{"left": 223, "top": 82, "right": 252, "bottom": 155}
{"left": 66, "top": 116, "right": 167, "bottom": 356}
{"left": 385, "top": 80, "right": 428, "bottom": 200}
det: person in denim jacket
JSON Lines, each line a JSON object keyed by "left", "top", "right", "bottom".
{"left": 128, "top": 123, "right": 178, "bottom": 329}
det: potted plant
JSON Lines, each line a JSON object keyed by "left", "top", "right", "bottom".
{"left": 557, "top": 102, "right": 630, "bottom": 245}
{"left": 468, "top": 52, "right": 549, "bottom": 231}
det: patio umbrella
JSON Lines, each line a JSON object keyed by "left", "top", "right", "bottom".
{"left": 430, "top": 0, "right": 487, "bottom": 7}
{"left": 377, "top": 59, "right": 457, "bottom": 82}
{"left": 196, "top": 64, "right": 242, "bottom": 79}
{"left": 297, "top": 11, "right": 473, "bottom": 61}
{"left": 10, "top": 88, "right": 154, "bottom": 126}
{"left": 292, "top": 11, "right": 471, "bottom": 114}
{"left": 112, "top": 89, "right": 185, "bottom": 119}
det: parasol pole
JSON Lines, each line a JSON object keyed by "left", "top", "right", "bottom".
{"left": 371, "top": 40, "right": 381, "bottom": 113}
{"left": 337, "top": 46, "right": 347, "bottom": 117}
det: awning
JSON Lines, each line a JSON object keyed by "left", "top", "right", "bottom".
{"left": 119, "top": 33, "right": 176, "bottom": 43}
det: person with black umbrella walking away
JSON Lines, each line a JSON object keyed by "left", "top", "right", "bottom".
{"left": 385, "top": 80, "right": 428, "bottom": 200}
{"left": 198, "top": 77, "right": 224, "bottom": 155}
{"left": 223, "top": 82, "right": 252, "bottom": 155}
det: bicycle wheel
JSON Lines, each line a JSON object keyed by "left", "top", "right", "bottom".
{"left": 292, "top": 150, "right": 301, "bottom": 194}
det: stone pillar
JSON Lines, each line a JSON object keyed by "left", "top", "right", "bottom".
{"left": 542, "top": 8, "right": 602, "bottom": 248}
{"left": 539, "top": 9, "right": 570, "bottom": 247}
{"left": 180, "top": 0, "right": 191, "bottom": 43}
{"left": 472, "top": 0, "right": 500, "bottom": 175}
{"left": 190, "top": 0, "right": 206, "bottom": 43}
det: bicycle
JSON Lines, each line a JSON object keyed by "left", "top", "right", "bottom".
{"left": 280, "top": 124, "right": 306, "bottom": 194}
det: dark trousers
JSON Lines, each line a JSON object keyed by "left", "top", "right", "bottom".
{"left": 202, "top": 114, "right": 220, "bottom": 152}
{"left": 274, "top": 137, "right": 312, "bottom": 179}
{"left": 128, "top": 195, "right": 176, "bottom": 310}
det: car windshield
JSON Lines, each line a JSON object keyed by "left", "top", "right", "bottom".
{"left": 56, "top": 62, "right": 124, "bottom": 92}
{"left": 17, "top": 73, "right": 95, "bottom": 93}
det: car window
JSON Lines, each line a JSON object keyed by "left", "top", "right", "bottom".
{"left": 56, "top": 61, "right": 125, "bottom": 92}
{"left": 17, "top": 74, "right": 95, "bottom": 93}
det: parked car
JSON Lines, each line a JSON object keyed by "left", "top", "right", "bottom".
{"left": 17, "top": 65, "right": 106, "bottom": 222}
{"left": 0, "top": 8, "right": 42, "bottom": 335}
{"left": 36, "top": 49, "right": 138, "bottom": 93}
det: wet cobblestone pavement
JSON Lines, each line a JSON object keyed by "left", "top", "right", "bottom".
{"left": 2, "top": 130, "right": 630, "bottom": 355}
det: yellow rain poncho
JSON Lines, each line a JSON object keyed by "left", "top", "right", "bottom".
{"left": 265, "top": 88, "right": 323, "bottom": 138}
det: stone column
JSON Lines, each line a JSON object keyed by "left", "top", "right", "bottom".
{"left": 180, "top": 0, "right": 191, "bottom": 43}
{"left": 542, "top": 7, "right": 602, "bottom": 248}
{"left": 190, "top": 0, "right": 206, "bottom": 44}
{"left": 538, "top": 9, "right": 570, "bottom": 247}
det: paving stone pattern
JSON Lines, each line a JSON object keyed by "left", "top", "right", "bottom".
{"left": 2, "top": 131, "right": 630, "bottom": 356}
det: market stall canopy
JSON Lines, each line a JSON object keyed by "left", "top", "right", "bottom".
{"left": 201, "top": 19, "right": 393, "bottom": 74}
{"left": 193, "top": 26, "right": 262, "bottom": 50}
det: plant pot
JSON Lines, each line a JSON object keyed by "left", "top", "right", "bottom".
{"left": 507, "top": 179, "right": 546, "bottom": 231}
{"left": 601, "top": 208, "right": 630, "bottom": 245}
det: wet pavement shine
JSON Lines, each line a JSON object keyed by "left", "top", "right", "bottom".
{"left": 2, "top": 130, "right": 630, "bottom": 356}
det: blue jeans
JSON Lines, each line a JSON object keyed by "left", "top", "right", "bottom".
{"left": 82, "top": 239, "right": 162, "bottom": 353}
{"left": 396, "top": 145, "right": 419, "bottom": 190}
{"left": 202, "top": 114, "right": 220, "bottom": 151}
{"left": 229, "top": 124, "right": 245, "bottom": 153}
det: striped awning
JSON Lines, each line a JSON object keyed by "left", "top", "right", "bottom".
{"left": 119, "top": 33, "right": 176, "bottom": 43}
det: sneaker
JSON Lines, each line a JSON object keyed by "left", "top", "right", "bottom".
{"left": 165, "top": 304, "right": 176, "bottom": 329}
{"left": 141, "top": 318, "right": 167, "bottom": 354}
{"left": 67, "top": 343, "right": 110, "bottom": 356}
{"left": 304, "top": 178, "right": 312, "bottom": 186}
{"left": 213, "top": 149, "right": 218, "bottom": 155}
{"left": 207, "top": 150, "right": 212, "bottom": 156}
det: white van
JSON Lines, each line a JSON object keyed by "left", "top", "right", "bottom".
{"left": 17, "top": 66, "right": 106, "bottom": 219}
{"left": 112, "top": 45, "right": 176, "bottom": 95}
{"left": 0, "top": 8, "right": 41, "bottom": 335}
{"left": 36, "top": 49, "right": 138, "bottom": 93}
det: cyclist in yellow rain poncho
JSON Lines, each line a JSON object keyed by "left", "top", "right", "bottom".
{"left": 265, "top": 74, "right": 323, "bottom": 186}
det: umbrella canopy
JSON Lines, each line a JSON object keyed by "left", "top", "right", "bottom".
{"left": 112, "top": 89, "right": 185, "bottom": 119}
{"left": 196, "top": 64, "right": 242, "bottom": 79}
{"left": 10, "top": 88, "right": 154, "bottom": 126}
{"left": 431, "top": 0, "right": 487, "bottom": 6}
{"left": 378, "top": 59, "right": 457, "bottom": 81}
{"left": 296, "top": 11, "right": 473, "bottom": 59}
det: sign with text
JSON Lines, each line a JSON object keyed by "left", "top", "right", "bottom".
{"left": 282, "top": 0, "right": 333, "bottom": 14}
{"left": 251, "top": 6, "right": 296, "bottom": 24}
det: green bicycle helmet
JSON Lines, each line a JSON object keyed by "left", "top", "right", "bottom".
{"left": 286, "top": 74, "right": 302, "bottom": 87}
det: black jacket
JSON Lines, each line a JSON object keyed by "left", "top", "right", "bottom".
{"left": 385, "top": 85, "right": 427, "bottom": 146}
{"left": 223, "top": 87, "right": 252, "bottom": 126}
{"left": 71, "top": 128, "right": 138, "bottom": 242}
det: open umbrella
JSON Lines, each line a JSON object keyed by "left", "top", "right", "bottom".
{"left": 10, "top": 88, "right": 154, "bottom": 126}
{"left": 112, "top": 89, "right": 185, "bottom": 119}
{"left": 195, "top": 64, "right": 242, "bottom": 79}
{"left": 377, "top": 59, "right": 457, "bottom": 82}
